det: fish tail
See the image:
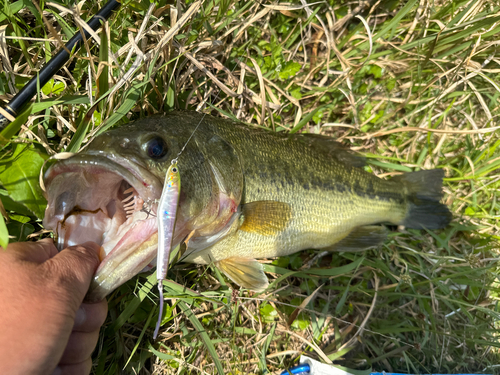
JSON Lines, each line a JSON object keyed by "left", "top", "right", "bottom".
{"left": 393, "top": 170, "right": 452, "bottom": 229}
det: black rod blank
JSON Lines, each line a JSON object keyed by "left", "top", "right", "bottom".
{"left": 0, "top": 0, "right": 121, "bottom": 131}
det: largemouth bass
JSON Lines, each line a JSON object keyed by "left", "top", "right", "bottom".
{"left": 42, "top": 110, "right": 451, "bottom": 301}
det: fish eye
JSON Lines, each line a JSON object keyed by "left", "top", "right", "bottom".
{"left": 146, "top": 137, "right": 168, "bottom": 159}
{"left": 172, "top": 167, "right": 178, "bottom": 173}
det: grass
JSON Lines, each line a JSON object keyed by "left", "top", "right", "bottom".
{"left": 1, "top": 0, "right": 500, "bottom": 373}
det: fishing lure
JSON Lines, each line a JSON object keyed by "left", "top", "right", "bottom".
{"left": 153, "top": 161, "right": 181, "bottom": 339}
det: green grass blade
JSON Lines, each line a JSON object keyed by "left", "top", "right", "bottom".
{"left": 123, "top": 306, "right": 155, "bottom": 369}
{"left": 0, "top": 209, "right": 8, "bottom": 248}
{"left": 109, "top": 273, "right": 156, "bottom": 332}
{"left": 177, "top": 300, "right": 225, "bottom": 375}
{"left": 96, "top": 81, "right": 148, "bottom": 135}
{"left": 259, "top": 322, "right": 276, "bottom": 373}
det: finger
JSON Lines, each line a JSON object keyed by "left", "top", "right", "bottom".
{"left": 53, "top": 358, "right": 92, "bottom": 375}
{"left": 73, "top": 299, "right": 108, "bottom": 332}
{"left": 42, "top": 242, "right": 101, "bottom": 312}
{"left": 6, "top": 238, "right": 58, "bottom": 263}
{"left": 58, "top": 330, "right": 100, "bottom": 365}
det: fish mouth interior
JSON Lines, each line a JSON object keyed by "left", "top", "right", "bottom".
{"left": 43, "top": 160, "right": 160, "bottom": 269}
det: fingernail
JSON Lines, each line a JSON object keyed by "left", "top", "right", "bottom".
{"left": 74, "top": 306, "right": 86, "bottom": 327}
{"left": 51, "top": 366, "right": 62, "bottom": 375}
{"left": 98, "top": 246, "right": 106, "bottom": 262}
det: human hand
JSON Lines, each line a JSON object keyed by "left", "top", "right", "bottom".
{"left": 0, "top": 238, "right": 108, "bottom": 375}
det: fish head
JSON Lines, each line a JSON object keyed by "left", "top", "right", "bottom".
{"left": 43, "top": 114, "right": 243, "bottom": 301}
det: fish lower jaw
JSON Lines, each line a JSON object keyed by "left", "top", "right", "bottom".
{"left": 87, "top": 231, "right": 159, "bottom": 302}
{"left": 53, "top": 206, "right": 160, "bottom": 286}
{"left": 82, "top": 211, "right": 160, "bottom": 302}
{"left": 97, "top": 213, "right": 158, "bottom": 269}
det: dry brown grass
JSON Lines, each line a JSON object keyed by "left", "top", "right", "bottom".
{"left": 1, "top": 0, "right": 500, "bottom": 373}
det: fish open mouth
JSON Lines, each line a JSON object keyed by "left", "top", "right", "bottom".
{"left": 43, "top": 153, "right": 163, "bottom": 301}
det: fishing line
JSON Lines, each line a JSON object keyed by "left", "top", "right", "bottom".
{"left": 171, "top": 118, "right": 201, "bottom": 165}
{"left": 144, "top": 58, "right": 242, "bottom": 216}
{"left": 171, "top": 58, "right": 243, "bottom": 164}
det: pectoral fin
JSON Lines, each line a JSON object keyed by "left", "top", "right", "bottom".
{"left": 217, "top": 257, "right": 269, "bottom": 292}
{"left": 330, "top": 225, "right": 387, "bottom": 252}
{"left": 239, "top": 201, "right": 292, "bottom": 236}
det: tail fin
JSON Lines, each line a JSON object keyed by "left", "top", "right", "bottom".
{"left": 392, "top": 170, "right": 452, "bottom": 230}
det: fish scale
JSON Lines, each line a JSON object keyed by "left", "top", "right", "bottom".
{"left": 43, "top": 110, "right": 451, "bottom": 299}
{"left": 180, "top": 117, "right": 408, "bottom": 263}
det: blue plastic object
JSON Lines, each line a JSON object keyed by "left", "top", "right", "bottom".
{"left": 280, "top": 364, "right": 311, "bottom": 375}
{"left": 281, "top": 367, "right": 489, "bottom": 375}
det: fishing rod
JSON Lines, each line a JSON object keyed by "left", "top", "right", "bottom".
{"left": 0, "top": 0, "right": 121, "bottom": 132}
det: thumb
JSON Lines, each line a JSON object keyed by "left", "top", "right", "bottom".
{"left": 42, "top": 242, "right": 101, "bottom": 312}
